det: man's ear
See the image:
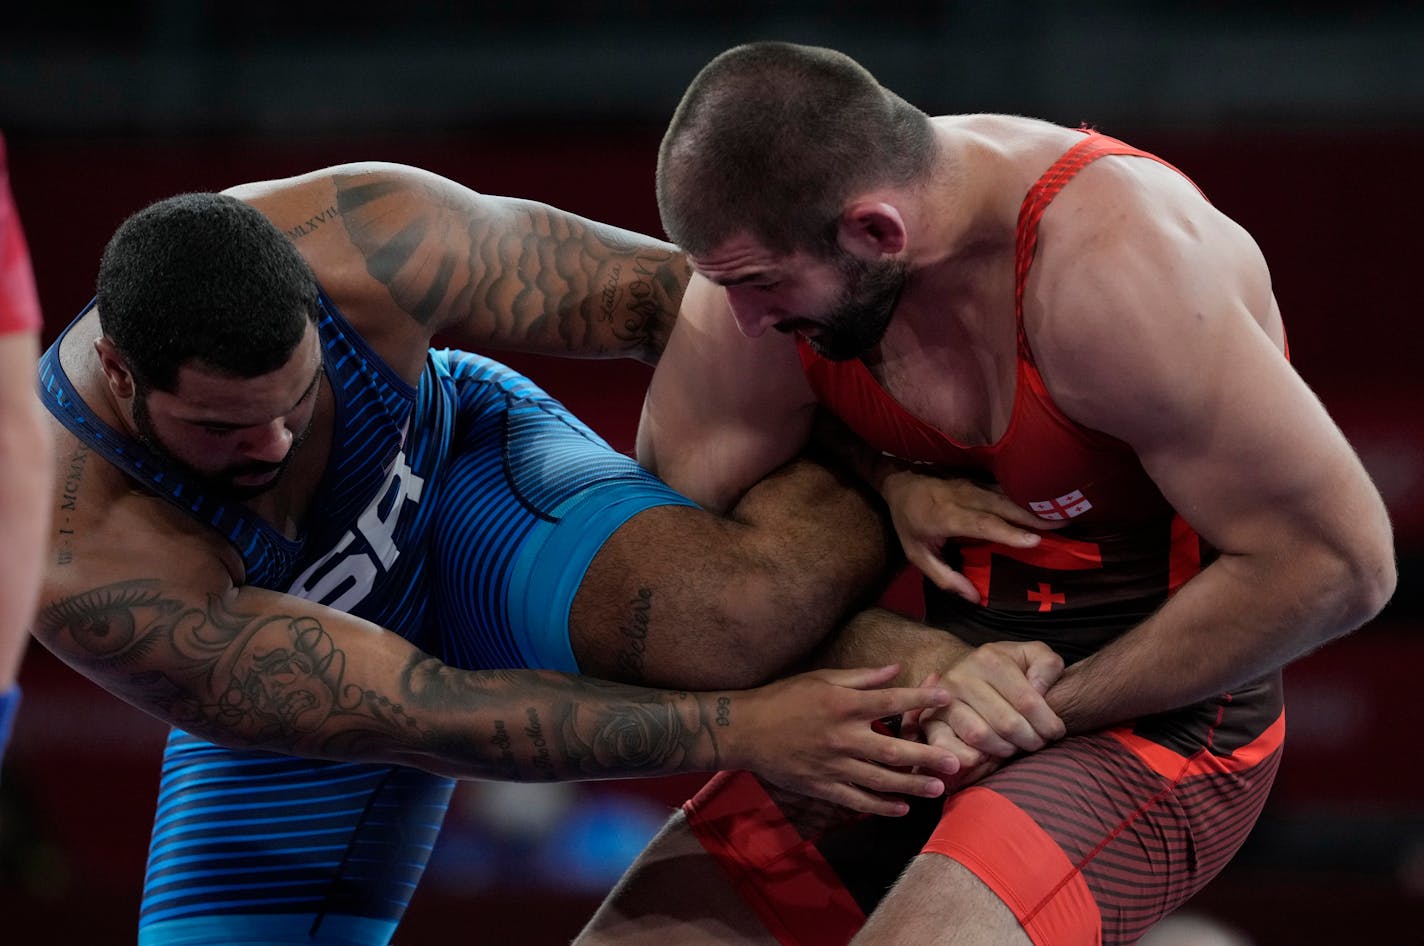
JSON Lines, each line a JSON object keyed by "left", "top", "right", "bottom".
{"left": 836, "top": 200, "right": 908, "bottom": 259}
{"left": 93, "top": 336, "right": 138, "bottom": 399}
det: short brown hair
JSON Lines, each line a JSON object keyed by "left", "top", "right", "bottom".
{"left": 657, "top": 42, "right": 935, "bottom": 258}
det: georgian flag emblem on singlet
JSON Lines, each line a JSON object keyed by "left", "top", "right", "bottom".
{"left": 1030, "top": 489, "right": 1093, "bottom": 521}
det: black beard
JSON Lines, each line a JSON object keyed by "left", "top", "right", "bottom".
{"left": 131, "top": 388, "right": 305, "bottom": 502}
{"left": 805, "top": 255, "right": 908, "bottom": 362}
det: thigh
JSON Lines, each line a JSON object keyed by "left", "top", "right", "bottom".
{"left": 575, "top": 808, "right": 778, "bottom": 946}
{"left": 653, "top": 683, "right": 1284, "bottom": 946}
{"left": 427, "top": 350, "right": 696, "bottom": 673}
{"left": 924, "top": 687, "right": 1284, "bottom": 946}
{"left": 852, "top": 853, "right": 1029, "bottom": 946}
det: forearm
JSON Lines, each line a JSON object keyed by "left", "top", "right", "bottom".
{"left": 367, "top": 658, "right": 729, "bottom": 782}
{"left": 813, "top": 607, "right": 974, "bottom": 685}
{"left": 33, "top": 577, "right": 739, "bottom": 783}
{"left": 1047, "top": 543, "right": 1393, "bottom": 732}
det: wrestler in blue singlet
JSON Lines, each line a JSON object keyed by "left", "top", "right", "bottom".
{"left": 38, "top": 289, "right": 695, "bottom": 946}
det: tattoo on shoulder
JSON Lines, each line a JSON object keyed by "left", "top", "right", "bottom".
{"left": 284, "top": 205, "right": 339, "bottom": 241}
{"left": 330, "top": 170, "right": 689, "bottom": 359}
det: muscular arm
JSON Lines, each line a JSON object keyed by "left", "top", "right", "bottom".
{"left": 36, "top": 570, "right": 732, "bottom": 783}
{"left": 234, "top": 168, "right": 899, "bottom": 697}
{"left": 637, "top": 274, "right": 819, "bottom": 511}
{"left": 36, "top": 460, "right": 954, "bottom": 809}
{"left": 227, "top": 163, "right": 689, "bottom": 378}
{"left": 1031, "top": 167, "right": 1395, "bottom": 731}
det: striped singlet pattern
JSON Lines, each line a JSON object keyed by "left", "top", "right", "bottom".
{"left": 42, "top": 293, "right": 694, "bottom": 941}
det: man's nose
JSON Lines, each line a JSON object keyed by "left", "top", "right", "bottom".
{"left": 241, "top": 420, "right": 293, "bottom": 462}
{"left": 726, "top": 292, "right": 778, "bottom": 338}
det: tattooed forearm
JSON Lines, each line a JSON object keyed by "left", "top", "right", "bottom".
{"left": 332, "top": 170, "right": 689, "bottom": 361}
{"left": 402, "top": 659, "right": 722, "bottom": 781}
{"left": 36, "top": 580, "right": 727, "bottom": 783}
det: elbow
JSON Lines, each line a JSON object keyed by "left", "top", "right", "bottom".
{"left": 1350, "top": 541, "right": 1397, "bottom": 626}
{"left": 1319, "top": 532, "right": 1397, "bottom": 638}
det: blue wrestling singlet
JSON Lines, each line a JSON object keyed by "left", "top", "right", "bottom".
{"left": 39, "top": 290, "right": 695, "bottom": 945}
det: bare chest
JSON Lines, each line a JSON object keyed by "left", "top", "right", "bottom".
{"left": 863, "top": 271, "right": 1020, "bottom": 448}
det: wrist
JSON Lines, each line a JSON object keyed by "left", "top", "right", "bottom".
{"left": 865, "top": 452, "right": 907, "bottom": 495}
{"left": 684, "top": 690, "right": 736, "bottom": 772}
{"left": 698, "top": 687, "right": 757, "bottom": 773}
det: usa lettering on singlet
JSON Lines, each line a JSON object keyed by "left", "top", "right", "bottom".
{"left": 289, "top": 449, "right": 426, "bottom": 611}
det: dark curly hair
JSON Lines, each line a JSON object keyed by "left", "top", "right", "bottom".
{"left": 96, "top": 192, "right": 319, "bottom": 392}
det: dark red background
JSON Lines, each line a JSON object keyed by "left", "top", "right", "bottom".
{"left": 3, "top": 127, "right": 1420, "bottom": 943}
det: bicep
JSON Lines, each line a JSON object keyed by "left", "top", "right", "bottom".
{"left": 638, "top": 275, "right": 817, "bottom": 511}
{"left": 1137, "top": 334, "right": 1375, "bottom": 559}
{"left": 1046, "top": 232, "right": 1384, "bottom": 566}
{"left": 428, "top": 195, "right": 690, "bottom": 362}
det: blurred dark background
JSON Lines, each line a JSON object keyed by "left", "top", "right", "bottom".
{"left": 2, "top": 3, "right": 1422, "bottom": 943}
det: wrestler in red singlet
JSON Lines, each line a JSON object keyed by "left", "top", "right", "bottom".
{"left": 683, "top": 133, "right": 1286, "bottom": 946}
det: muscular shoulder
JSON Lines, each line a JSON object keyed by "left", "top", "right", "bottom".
{"left": 1023, "top": 154, "right": 1281, "bottom": 443}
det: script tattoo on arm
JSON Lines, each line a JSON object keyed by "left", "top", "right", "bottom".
{"left": 35, "top": 579, "right": 724, "bottom": 781}
{"left": 331, "top": 172, "right": 688, "bottom": 361}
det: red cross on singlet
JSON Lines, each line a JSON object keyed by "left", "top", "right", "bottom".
{"left": 1027, "top": 582, "right": 1066, "bottom": 612}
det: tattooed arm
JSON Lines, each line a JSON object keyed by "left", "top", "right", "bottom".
{"left": 36, "top": 487, "right": 955, "bottom": 814}
{"left": 225, "top": 163, "right": 689, "bottom": 379}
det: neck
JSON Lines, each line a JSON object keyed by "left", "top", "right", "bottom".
{"left": 908, "top": 125, "right": 1016, "bottom": 271}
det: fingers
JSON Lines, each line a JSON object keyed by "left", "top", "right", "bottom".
{"left": 898, "top": 671, "right": 942, "bottom": 746}
{"left": 812, "top": 666, "right": 956, "bottom": 722}
{"left": 815, "top": 663, "right": 904, "bottom": 690}
{"left": 966, "top": 678, "right": 1057, "bottom": 751}
{"left": 956, "top": 506, "right": 1042, "bottom": 548}
{"left": 978, "top": 488, "right": 1065, "bottom": 534}
{"left": 907, "top": 545, "right": 980, "bottom": 601}
{"left": 907, "top": 642, "right": 1066, "bottom": 764}
{"left": 922, "top": 716, "right": 988, "bottom": 774}
{"left": 806, "top": 783, "right": 917, "bottom": 818}
{"left": 1022, "top": 643, "right": 1066, "bottom": 697}
{"left": 848, "top": 681, "right": 954, "bottom": 722}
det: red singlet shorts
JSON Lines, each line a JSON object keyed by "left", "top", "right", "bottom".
{"left": 685, "top": 672, "right": 1284, "bottom": 946}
